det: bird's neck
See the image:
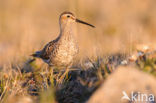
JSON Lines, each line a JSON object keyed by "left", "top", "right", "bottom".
{"left": 59, "top": 23, "right": 74, "bottom": 40}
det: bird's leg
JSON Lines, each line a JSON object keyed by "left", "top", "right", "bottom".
{"left": 48, "top": 66, "right": 53, "bottom": 74}
{"left": 47, "top": 66, "right": 54, "bottom": 87}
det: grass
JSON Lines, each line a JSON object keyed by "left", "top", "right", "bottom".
{"left": 0, "top": 54, "right": 126, "bottom": 103}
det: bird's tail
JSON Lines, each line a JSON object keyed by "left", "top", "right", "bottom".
{"left": 27, "top": 58, "right": 36, "bottom": 64}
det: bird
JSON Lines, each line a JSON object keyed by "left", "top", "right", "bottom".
{"left": 32, "top": 11, "right": 95, "bottom": 69}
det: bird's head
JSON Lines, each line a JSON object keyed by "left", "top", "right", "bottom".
{"left": 59, "top": 11, "right": 95, "bottom": 28}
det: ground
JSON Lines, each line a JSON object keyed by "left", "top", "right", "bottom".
{"left": 0, "top": 51, "right": 156, "bottom": 103}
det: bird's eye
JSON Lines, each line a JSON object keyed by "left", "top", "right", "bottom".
{"left": 67, "top": 15, "right": 70, "bottom": 18}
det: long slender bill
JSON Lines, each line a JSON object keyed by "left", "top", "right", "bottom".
{"left": 76, "top": 19, "right": 95, "bottom": 28}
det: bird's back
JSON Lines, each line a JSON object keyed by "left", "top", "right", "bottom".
{"left": 32, "top": 37, "right": 59, "bottom": 62}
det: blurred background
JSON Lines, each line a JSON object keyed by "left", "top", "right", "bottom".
{"left": 0, "top": 0, "right": 156, "bottom": 65}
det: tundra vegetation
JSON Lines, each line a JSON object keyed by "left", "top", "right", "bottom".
{"left": 0, "top": 0, "right": 156, "bottom": 103}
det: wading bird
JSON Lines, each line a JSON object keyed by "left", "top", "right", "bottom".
{"left": 32, "top": 12, "right": 95, "bottom": 70}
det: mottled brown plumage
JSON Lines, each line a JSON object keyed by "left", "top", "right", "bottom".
{"left": 32, "top": 12, "right": 95, "bottom": 67}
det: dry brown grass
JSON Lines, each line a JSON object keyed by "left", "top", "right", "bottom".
{"left": 0, "top": 0, "right": 156, "bottom": 103}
